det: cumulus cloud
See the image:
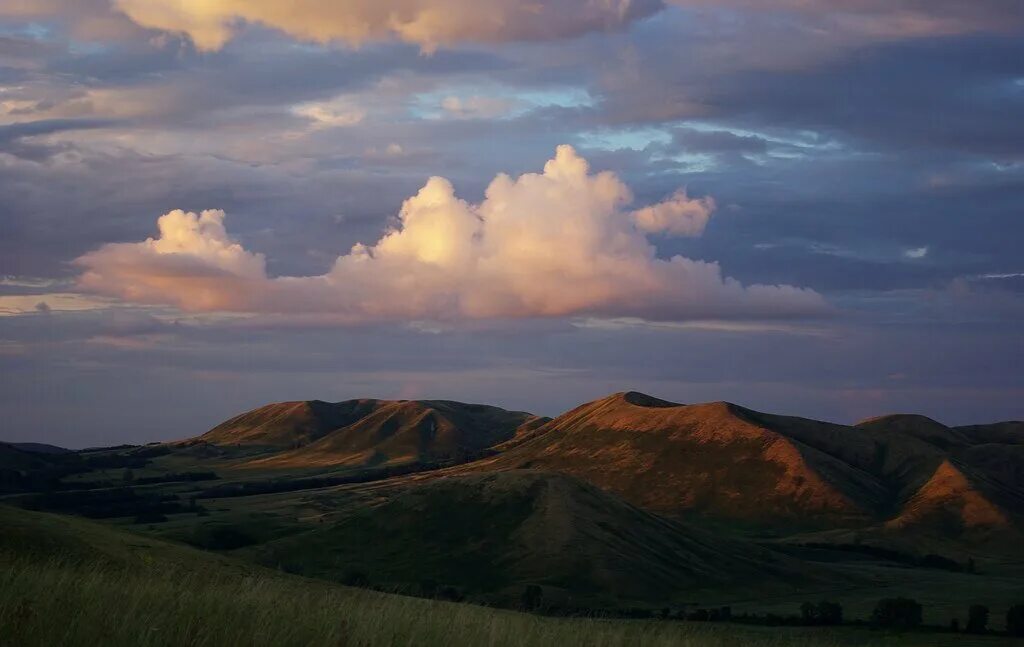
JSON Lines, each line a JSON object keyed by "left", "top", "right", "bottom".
{"left": 631, "top": 189, "right": 715, "bottom": 236}
{"left": 110, "top": 0, "right": 663, "bottom": 52}
{"left": 76, "top": 209, "right": 267, "bottom": 311}
{"left": 76, "top": 145, "right": 826, "bottom": 323}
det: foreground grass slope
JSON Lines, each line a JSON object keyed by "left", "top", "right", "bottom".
{"left": 4, "top": 505, "right": 1014, "bottom": 647}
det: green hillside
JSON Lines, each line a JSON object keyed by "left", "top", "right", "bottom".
{"left": 2, "top": 505, "right": 1018, "bottom": 647}
{"left": 239, "top": 470, "right": 824, "bottom": 606}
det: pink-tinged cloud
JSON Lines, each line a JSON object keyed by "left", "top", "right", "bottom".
{"left": 111, "top": 0, "right": 663, "bottom": 52}
{"left": 100, "top": 0, "right": 1021, "bottom": 53}
{"left": 75, "top": 145, "right": 826, "bottom": 323}
{"left": 631, "top": 189, "right": 715, "bottom": 237}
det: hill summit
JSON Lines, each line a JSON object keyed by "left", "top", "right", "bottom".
{"left": 190, "top": 398, "right": 545, "bottom": 468}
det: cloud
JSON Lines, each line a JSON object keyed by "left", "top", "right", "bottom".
{"left": 440, "top": 96, "right": 517, "bottom": 120}
{"left": 904, "top": 247, "right": 928, "bottom": 260}
{"left": 292, "top": 97, "right": 366, "bottom": 129}
{"left": 631, "top": 189, "right": 715, "bottom": 236}
{"left": 76, "top": 209, "right": 267, "bottom": 311}
{"left": 110, "top": 0, "right": 663, "bottom": 52}
{"left": 75, "top": 146, "right": 825, "bottom": 323}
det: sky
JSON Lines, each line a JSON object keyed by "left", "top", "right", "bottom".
{"left": 1, "top": 1, "right": 1022, "bottom": 447}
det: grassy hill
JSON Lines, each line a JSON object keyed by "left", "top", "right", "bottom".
{"left": 466, "top": 392, "right": 1023, "bottom": 540}
{"left": 5, "top": 391, "right": 1024, "bottom": 644}
{"left": 238, "top": 470, "right": 826, "bottom": 606}
{"left": 189, "top": 398, "right": 544, "bottom": 470}
{"left": 2, "top": 505, "right": 1018, "bottom": 647}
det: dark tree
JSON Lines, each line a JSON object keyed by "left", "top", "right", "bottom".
{"left": 801, "top": 600, "right": 842, "bottom": 625}
{"left": 521, "top": 585, "right": 543, "bottom": 611}
{"left": 816, "top": 601, "right": 843, "bottom": 625}
{"left": 871, "top": 598, "right": 922, "bottom": 630}
{"left": 966, "top": 605, "right": 989, "bottom": 634}
{"left": 1007, "top": 604, "right": 1024, "bottom": 637}
{"left": 950, "top": 618, "right": 960, "bottom": 633}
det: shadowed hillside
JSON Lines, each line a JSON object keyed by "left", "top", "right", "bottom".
{"left": 240, "top": 470, "right": 827, "bottom": 605}
{"left": 0, "top": 443, "right": 53, "bottom": 471}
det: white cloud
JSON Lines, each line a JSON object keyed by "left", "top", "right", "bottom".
{"left": 904, "top": 246, "right": 929, "bottom": 259}
{"left": 631, "top": 189, "right": 715, "bottom": 237}
{"left": 110, "top": 0, "right": 662, "bottom": 52}
{"left": 75, "top": 146, "right": 826, "bottom": 323}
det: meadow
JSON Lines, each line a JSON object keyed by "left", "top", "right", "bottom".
{"left": 1, "top": 506, "right": 1019, "bottom": 647}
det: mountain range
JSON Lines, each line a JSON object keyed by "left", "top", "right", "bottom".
{"left": 184, "top": 391, "right": 1022, "bottom": 541}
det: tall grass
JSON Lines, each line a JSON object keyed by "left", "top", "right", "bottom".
{"left": 0, "top": 557, "right": 875, "bottom": 647}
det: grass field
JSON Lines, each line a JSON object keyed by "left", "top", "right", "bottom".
{"left": 2, "top": 506, "right": 1021, "bottom": 647}
{"left": 7, "top": 557, "right": 1022, "bottom": 647}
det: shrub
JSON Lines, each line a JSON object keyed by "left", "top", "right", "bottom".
{"left": 871, "top": 598, "right": 922, "bottom": 630}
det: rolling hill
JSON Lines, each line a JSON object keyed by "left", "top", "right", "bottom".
{"left": 5, "top": 393, "right": 1024, "bottom": 641}
{"left": 464, "top": 392, "right": 882, "bottom": 526}
{"left": 186, "top": 398, "right": 546, "bottom": 469}
{"left": 462, "top": 392, "right": 1023, "bottom": 537}
{"left": 239, "top": 469, "right": 825, "bottom": 605}
{"left": 9, "top": 508, "right": 1000, "bottom": 647}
